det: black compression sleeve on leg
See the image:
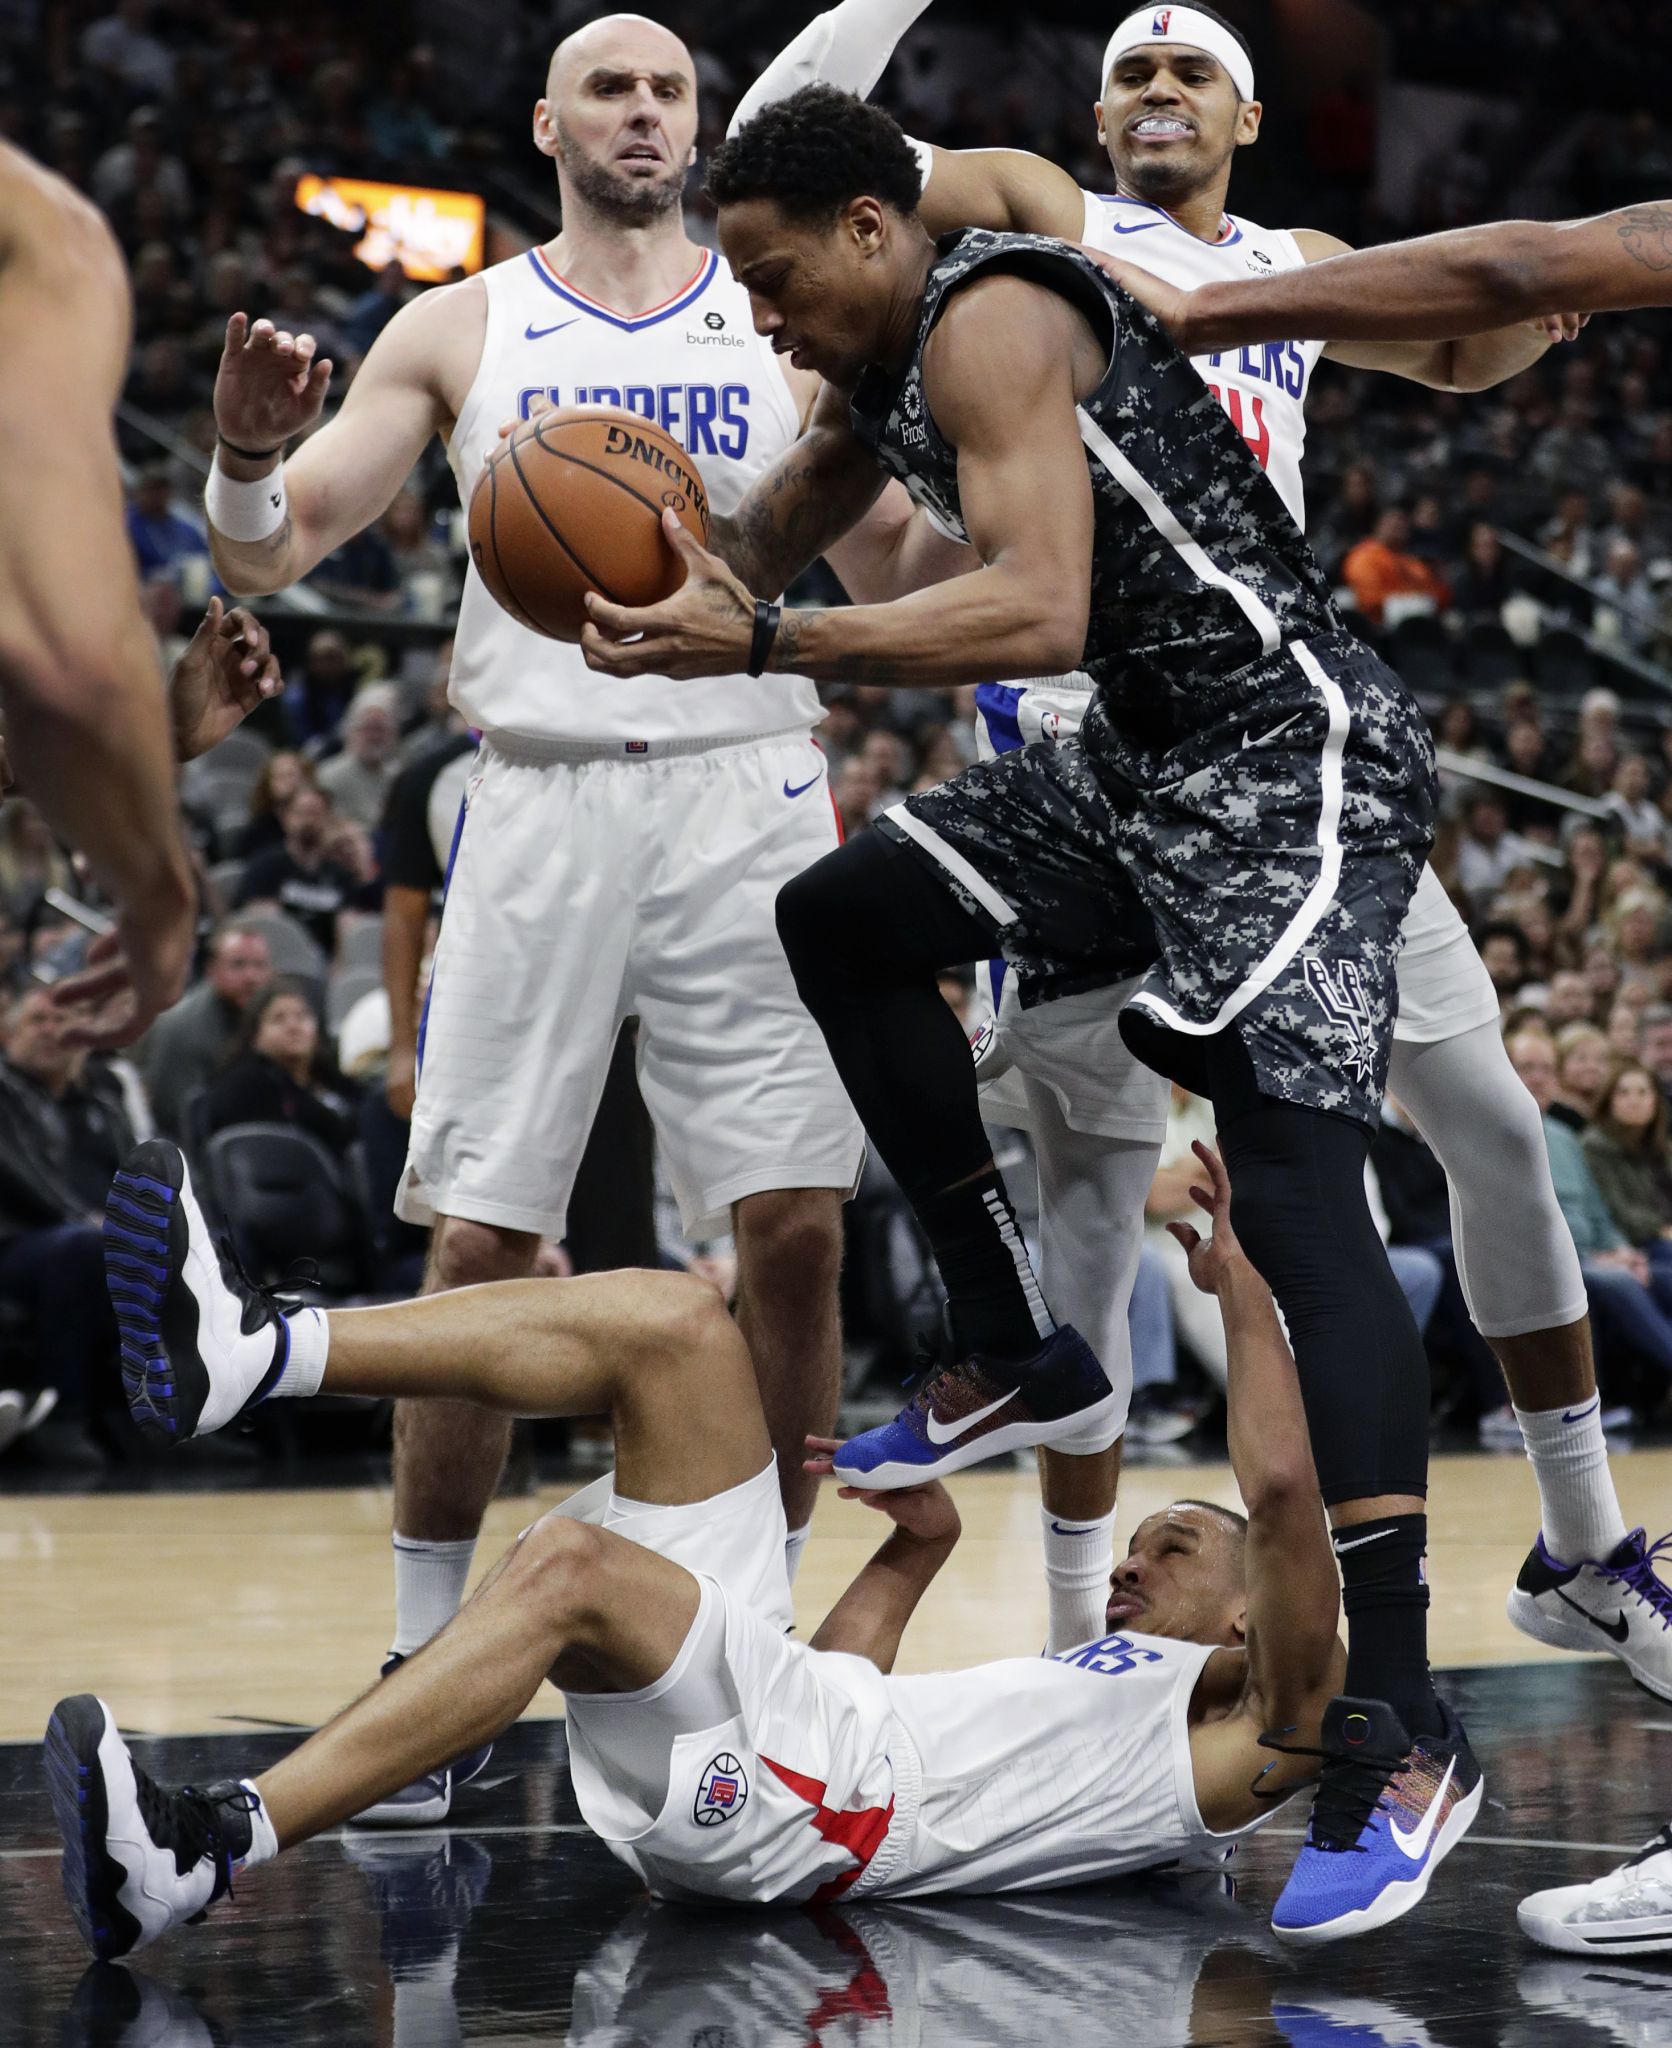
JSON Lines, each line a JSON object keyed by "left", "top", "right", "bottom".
{"left": 776, "top": 829, "right": 1001, "bottom": 1209}
{"left": 1215, "top": 1100, "right": 1432, "bottom": 1506}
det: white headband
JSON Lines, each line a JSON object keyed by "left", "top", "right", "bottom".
{"left": 1100, "top": 7, "right": 1256, "bottom": 104}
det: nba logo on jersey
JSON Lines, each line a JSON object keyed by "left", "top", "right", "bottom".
{"left": 694, "top": 1754, "right": 749, "bottom": 1826}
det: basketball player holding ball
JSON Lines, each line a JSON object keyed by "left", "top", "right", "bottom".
{"left": 204, "top": 14, "right": 938, "bottom": 1825}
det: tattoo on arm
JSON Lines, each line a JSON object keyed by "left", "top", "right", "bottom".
{"left": 1617, "top": 205, "right": 1672, "bottom": 272}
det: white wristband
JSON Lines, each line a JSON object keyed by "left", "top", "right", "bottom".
{"left": 206, "top": 454, "right": 288, "bottom": 544}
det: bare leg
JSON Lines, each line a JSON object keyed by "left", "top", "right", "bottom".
{"left": 1493, "top": 1319, "right": 1595, "bottom": 1411}
{"left": 392, "top": 1217, "right": 538, "bottom": 1544}
{"left": 256, "top": 1520, "right": 701, "bottom": 1846}
{"left": 732, "top": 1187, "right": 846, "bottom": 1531}
{"left": 327, "top": 1268, "right": 770, "bottom": 1505}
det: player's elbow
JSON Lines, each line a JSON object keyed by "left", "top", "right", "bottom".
{"left": 1463, "top": 224, "right": 1555, "bottom": 325}
{"left": 1009, "top": 580, "right": 1088, "bottom": 677}
{"left": 207, "top": 537, "right": 285, "bottom": 598}
{"left": 1239, "top": 1456, "right": 1319, "bottom": 1523}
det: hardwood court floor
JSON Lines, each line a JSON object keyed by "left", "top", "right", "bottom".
{"left": 5, "top": 1445, "right": 1671, "bottom": 1743}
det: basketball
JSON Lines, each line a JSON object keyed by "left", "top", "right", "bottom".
{"left": 467, "top": 406, "right": 712, "bottom": 642}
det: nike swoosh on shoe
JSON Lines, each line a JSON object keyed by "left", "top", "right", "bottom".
{"left": 924, "top": 1386, "right": 1018, "bottom": 1445}
{"left": 1390, "top": 1757, "right": 1456, "bottom": 1861}
{"left": 1556, "top": 1587, "right": 1630, "bottom": 1642}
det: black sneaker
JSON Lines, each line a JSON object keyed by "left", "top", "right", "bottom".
{"left": 105, "top": 1140, "right": 289, "bottom": 1444}
{"left": 349, "top": 1654, "right": 495, "bottom": 1827}
{"left": 45, "top": 1694, "right": 256, "bottom": 1959}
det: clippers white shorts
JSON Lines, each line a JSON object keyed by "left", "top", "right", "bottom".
{"left": 399, "top": 731, "right": 864, "bottom": 1239}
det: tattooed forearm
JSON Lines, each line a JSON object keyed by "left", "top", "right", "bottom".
{"left": 710, "top": 421, "right": 884, "bottom": 596}
{"left": 1617, "top": 204, "right": 1672, "bottom": 272}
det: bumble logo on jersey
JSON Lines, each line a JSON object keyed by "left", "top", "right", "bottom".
{"left": 516, "top": 382, "right": 751, "bottom": 457}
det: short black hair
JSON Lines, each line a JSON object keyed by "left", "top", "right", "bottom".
{"left": 705, "top": 84, "right": 924, "bottom": 223}
{"left": 1474, "top": 918, "right": 1530, "bottom": 963}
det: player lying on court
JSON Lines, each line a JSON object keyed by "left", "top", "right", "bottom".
{"left": 49, "top": 1134, "right": 1437, "bottom": 1957}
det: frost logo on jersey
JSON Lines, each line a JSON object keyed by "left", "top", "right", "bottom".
{"left": 694, "top": 1753, "right": 749, "bottom": 1826}
{"left": 1304, "top": 956, "right": 1377, "bottom": 1088}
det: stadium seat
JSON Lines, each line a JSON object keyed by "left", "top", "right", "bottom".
{"left": 327, "top": 965, "right": 383, "bottom": 1033}
{"left": 232, "top": 909, "right": 330, "bottom": 984}
{"left": 1387, "top": 611, "right": 1456, "bottom": 694}
{"left": 201, "top": 1123, "right": 372, "bottom": 1298}
{"left": 335, "top": 916, "right": 385, "bottom": 972}
{"left": 1462, "top": 620, "right": 1524, "bottom": 686}
{"left": 1531, "top": 628, "right": 1598, "bottom": 697}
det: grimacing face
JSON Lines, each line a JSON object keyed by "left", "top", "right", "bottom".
{"left": 1105, "top": 1503, "right": 1246, "bottom": 1646}
{"left": 721, "top": 195, "right": 897, "bottom": 388}
{"left": 534, "top": 18, "right": 698, "bottom": 225}
{"left": 1097, "top": 45, "right": 1259, "bottom": 206}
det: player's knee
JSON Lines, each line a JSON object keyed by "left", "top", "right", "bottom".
{"left": 516, "top": 1513, "right": 611, "bottom": 1625}
{"left": 775, "top": 857, "right": 844, "bottom": 993}
{"left": 735, "top": 1189, "right": 843, "bottom": 1297}
{"left": 428, "top": 1215, "right": 539, "bottom": 1291}
{"left": 636, "top": 1268, "right": 736, "bottom": 1367}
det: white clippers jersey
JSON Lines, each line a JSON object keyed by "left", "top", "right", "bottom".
{"left": 1080, "top": 191, "right": 1328, "bottom": 532}
{"left": 445, "top": 246, "right": 818, "bottom": 748}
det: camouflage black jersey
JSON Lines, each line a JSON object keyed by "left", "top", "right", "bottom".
{"left": 848, "top": 229, "right": 1345, "bottom": 736}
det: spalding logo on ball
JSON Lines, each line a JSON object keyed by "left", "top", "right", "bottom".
{"left": 468, "top": 405, "right": 711, "bottom": 643}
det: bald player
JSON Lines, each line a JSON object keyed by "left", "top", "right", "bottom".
{"left": 203, "top": 14, "right": 951, "bottom": 1825}
{"left": 0, "top": 142, "right": 280, "bottom": 1046}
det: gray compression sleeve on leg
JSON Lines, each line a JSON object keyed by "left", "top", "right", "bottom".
{"left": 729, "top": 0, "right": 936, "bottom": 134}
{"left": 1027, "top": 1081, "right": 1159, "bottom": 1435}
{"left": 1389, "top": 1022, "right": 1588, "bottom": 1338}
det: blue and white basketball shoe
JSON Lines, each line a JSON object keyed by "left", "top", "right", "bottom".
{"left": 104, "top": 1139, "right": 292, "bottom": 1444}
{"left": 1271, "top": 1695, "right": 1483, "bottom": 1943}
{"left": 350, "top": 1654, "right": 495, "bottom": 1827}
{"left": 831, "top": 1324, "right": 1120, "bottom": 1489}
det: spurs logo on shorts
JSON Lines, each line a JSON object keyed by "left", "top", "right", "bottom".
{"left": 694, "top": 1753, "right": 749, "bottom": 1826}
{"left": 1304, "top": 956, "right": 1378, "bottom": 1089}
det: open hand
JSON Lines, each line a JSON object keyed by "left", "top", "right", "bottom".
{"left": 215, "top": 312, "right": 333, "bottom": 455}
{"left": 1077, "top": 243, "right": 1192, "bottom": 339}
{"left": 580, "top": 512, "right": 757, "bottom": 680}
{"left": 803, "top": 1435, "right": 962, "bottom": 1545}
{"left": 1166, "top": 1140, "right": 1252, "bottom": 1296}
{"left": 169, "top": 598, "right": 283, "bottom": 761}
{"left": 48, "top": 882, "right": 194, "bottom": 1050}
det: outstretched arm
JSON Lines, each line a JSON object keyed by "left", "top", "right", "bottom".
{"left": 583, "top": 275, "right": 1093, "bottom": 686}
{"left": 1167, "top": 1144, "right": 1342, "bottom": 1732}
{"left": 804, "top": 1438, "right": 961, "bottom": 1671}
{"left": 1129, "top": 204, "right": 1672, "bottom": 356}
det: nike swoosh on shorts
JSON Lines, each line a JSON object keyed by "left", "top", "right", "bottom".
{"left": 783, "top": 773, "right": 824, "bottom": 799}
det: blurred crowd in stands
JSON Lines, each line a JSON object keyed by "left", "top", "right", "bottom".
{"left": 2, "top": 0, "right": 1671, "bottom": 1468}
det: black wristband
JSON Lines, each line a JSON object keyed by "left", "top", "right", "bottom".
{"left": 217, "top": 433, "right": 284, "bottom": 463}
{"left": 747, "top": 600, "right": 782, "bottom": 678}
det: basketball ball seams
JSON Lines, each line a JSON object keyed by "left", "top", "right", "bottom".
{"left": 538, "top": 443, "right": 710, "bottom": 544}
{"left": 504, "top": 430, "right": 625, "bottom": 606}
{"left": 529, "top": 408, "right": 711, "bottom": 535}
{"left": 482, "top": 454, "right": 543, "bottom": 633}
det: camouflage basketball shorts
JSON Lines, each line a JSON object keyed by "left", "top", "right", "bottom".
{"left": 879, "top": 631, "right": 1436, "bottom": 1128}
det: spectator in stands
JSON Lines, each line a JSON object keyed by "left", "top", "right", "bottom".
{"left": 1540, "top": 488, "right": 1600, "bottom": 579}
{"left": 0, "top": 986, "right": 127, "bottom": 1469}
{"left": 1434, "top": 699, "right": 1488, "bottom": 759}
{"left": 308, "top": 523, "right": 401, "bottom": 613}
{"left": 232, "top": 752, "right": 316, "bottom": 864}
{"left": 835, "top": 753, "right": 883, "bottom": 838}
{"left": 1608, "top": 1000, "right": 1645, "bottom": 1057}
{"left": 399, "top": 638, "right": 463, "bottom": 762}
{"left": 1342, "top": 503, "right": 1453, "bottom": 626}
{"left": 1529, "top": 397, "right": 1617, "bottom": 498}
{"left": 135, "top": 920, "right": 273, "bottom": 1140}
{"left": 1456, "top": 788, "right": 1536, "bottom": 913}
{"left": 1474, "top": 919, "right": 1530, "bottom": 1004}
{"left": 234, "top": 785, "right": 360, "bottom": 958}
{"left": 1642, "top": 1004, "right": 1672, "bottom": 1108}
{"left": 1595, "top": 538, "right": 1660, "bottom": 654}
{"left": 1609, "top": 885, "right": 1668, "bottom": 996}
{"left": 125, "top": 464, "right": 209, "bottom": 589}
{"left": 317, "top": 684, "right": 401, "bottom": 830}
{"left": 1584, "top": 1059, "right": 1672, "bottom": 1287}
{"left": 341, "top": 258, "right": 410, "bottom": 356}
{"left": 283, "top": 631, "right": 358, "bottom": 748}
{"left": 204, "top": 976, "right": 357, "bottom": 1157}
{"left": 381, "top": 487, "right": 456, "bottom": 619}
{"left": 1603, "top": 753, "right": 1671, "bottom": 861}
{"left": 80, "top": 0, "right": 175, "bottom": 99}
{"left": 1507, "top": 1022, "right": 1672, "bottom": 1398}
{"left": 1547, "top": 967, "right": 1598, "bottom": 1028}
{"left": 1453, "top": 522, "right": 1520, "bottom": 622}
{"left": 1553, "top": 1021, "right": 1612, "bottom": 1128}
{"left": 93, "top": 104, "right": 189, "bottom": 220}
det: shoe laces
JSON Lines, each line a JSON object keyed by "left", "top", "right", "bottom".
{"left": 215, "top": 1233, "right": 305, "bottom": 1332}
{"left": 134, "top": 1760, "right": 256, "bottom": 1902}
{"left": 1601, "top": 1530, "right": 1672, "bottom": 1630}
{"left": 1257, "top": 1729, "right": 1409, "bottom": 1854}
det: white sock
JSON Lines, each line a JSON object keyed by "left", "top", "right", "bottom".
{"left": 1040, "top": 1505, "right": 1117, "bottom": 1655}
{"left": 391, "top": 1534, "right": 477, "bottom": 1657}
{"left": 238, "top": 1780, "right": 279, "bottom": 1869}
{"left": 784, "top": 1523, "right": 812, "bottom": 1585}
{"left": 1514, "top": 1397, "right": 1630, "bottom": 1565}
{"left": 275, "top": 1306, "right": 329, "bottom": 1399}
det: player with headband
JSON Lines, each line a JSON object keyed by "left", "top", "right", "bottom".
{"left": 732, "top": 2, "right": 1666, "bottom": 1944}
